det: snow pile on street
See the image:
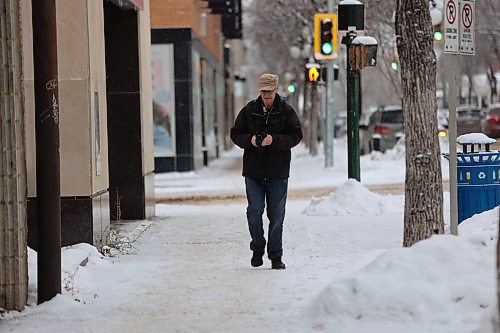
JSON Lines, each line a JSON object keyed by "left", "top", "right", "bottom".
{"left": 308, "top": 207, "right": 499, "bottom": 333}
{"left": 303, "top": 179, "right": 403, "bottom": 216}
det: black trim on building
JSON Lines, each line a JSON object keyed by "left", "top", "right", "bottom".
{"left": 27, "top": 191, "right": 110, "bottom": 251}
{"left": 104, "top": 1, "right": 154, "bottom": 220}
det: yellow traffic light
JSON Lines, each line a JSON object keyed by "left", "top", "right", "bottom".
{"left": 305, "top": 63, "right": 321, "bottom": 83}
{"left": 314, "top": 13, "right": 338, "bottom": 61}
{"left": 308, "top": 67, "right": 320, "bottom": 82}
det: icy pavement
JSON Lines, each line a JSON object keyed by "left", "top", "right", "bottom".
{"left": 1, "top": 141, "right": 496, "bottom": 332}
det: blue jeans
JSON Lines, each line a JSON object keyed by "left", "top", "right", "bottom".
{"left": 245, "top": 177, "right": 288, "bottom": 260}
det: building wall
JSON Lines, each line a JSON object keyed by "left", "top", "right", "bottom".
{"left": 26, "top": 0, "right": 109, "bottom": 197}
{"left": 22, "top": 0, "right": 35, "bottom": 197}
{"left": 139, "top": 0, "right": 155, "bottom": 177}
{"left": 25, "top": 0, "right": 111, "bottom": 248}
{"left": 87, "top": 0, "right": 110, "bottom": 194}
{"left": 138, "top": 0, "right": 156, "bottom": 216}
{"left": 150, "top": 0, "right": 222, "bottom": 62}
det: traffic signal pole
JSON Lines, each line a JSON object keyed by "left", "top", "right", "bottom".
{"left": 324, "top": 0, "right": 335, "bottom": 168}
{"left": 343, "top": 30, "right": 361, "bottom": 181}
{"left": 338, "top": 0, "right": 369, "bottom": 182}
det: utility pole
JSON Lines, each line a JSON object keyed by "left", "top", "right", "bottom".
{"left": 310, "top": 83, "right": 319, "bottom": 156}
{"left": 31, "top": 0, "right": 62, "bottom": 304}
{"left": 324, "top": 0, "right": 335, "bottom": 167}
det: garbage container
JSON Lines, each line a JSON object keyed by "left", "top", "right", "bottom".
{"left": 444, "top": 134, "right": 500, "bottom": 224}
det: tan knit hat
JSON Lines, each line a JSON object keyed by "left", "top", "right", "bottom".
{"left": 257, "top": 73, "right": 279, "bottom": 91}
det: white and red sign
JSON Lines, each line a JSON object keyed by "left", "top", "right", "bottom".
{"left": 459, "top": 0, "right": 475, "bottom": 55}
{"left": 444, "top": 0, "right": 459, "bottom": 54}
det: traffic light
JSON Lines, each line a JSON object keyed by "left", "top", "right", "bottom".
{"left": 314, "top": 13, "right": 337, "bottom": 61}
{"left": 320, "top": 19, "right": 333, "bottom": 55}
{"left": 305, "top": 63, "right": 321, "bottom": 83}
{"left": 286, "top": 82, "right": 296, "bottom": 94}
{"left": 433, "top": 22, "right": 444, "bottom": 42}
{"left": 389, "top": 55, "right": 399, "bottom": 71}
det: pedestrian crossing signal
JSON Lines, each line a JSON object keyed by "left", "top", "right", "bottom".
{"left": 308, "top": 67, "right": 320, "bottom": 82}
{"left": 305, "top": 63, "right": 321, "bottom": 83}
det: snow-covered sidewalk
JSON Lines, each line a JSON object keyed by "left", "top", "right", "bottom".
{"left": 1, "top": 140, "right": 497, "bottom": 333}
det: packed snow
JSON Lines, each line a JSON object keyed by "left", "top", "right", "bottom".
{"left": 1, "top": 137, "right": 498, "bottom": 333}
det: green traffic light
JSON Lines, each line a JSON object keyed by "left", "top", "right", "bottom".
{"left": 321, "top": 42, "right": 333, "bottom": 55}
{"left": 287, "top": 84, "right": 296, "bottom": 94}
{"left": 434, "top": 31, "right": 443, "bottom": 41}
{"left": 391, "top": 61, "right": 398, "bottom": 71}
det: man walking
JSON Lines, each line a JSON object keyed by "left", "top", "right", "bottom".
{"left": 230, "top": 73, "right": 303, "bottom": 269}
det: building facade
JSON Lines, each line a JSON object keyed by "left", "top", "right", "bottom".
{"left": 150, "top": 0, "right": 242, "bottom": 172}
{"left": 23, "top": 0, "right": 155, "bottom": 249}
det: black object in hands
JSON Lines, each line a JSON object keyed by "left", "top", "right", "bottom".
{"left": 255, "top": 130, "right": 267, "bottom": 147}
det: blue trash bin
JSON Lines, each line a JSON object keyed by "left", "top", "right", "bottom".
{"left": 444, "top": 140, "right": 500, "bottom": 223}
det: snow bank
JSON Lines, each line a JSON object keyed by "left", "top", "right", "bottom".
{"left": 303, "top": 179, "right": 403, "bottom": 216}
{"left": 308, "top": 207, "right": 498, "bottom": 333}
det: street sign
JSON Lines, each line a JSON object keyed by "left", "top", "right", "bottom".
{"left": 459, "top": 0, "right": 475, "bottom": 55}
{"left": 444, "top": 0, "right": 459, "bottom": 53}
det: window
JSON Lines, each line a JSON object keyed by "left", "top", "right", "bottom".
{"left": 380, "top": 110, "right": 403, "bottom": 123}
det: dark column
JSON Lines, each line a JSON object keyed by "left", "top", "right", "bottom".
{"left": 31, "top": 0, "right": 61, "bottom": 304}
{"left": 104, "top": 2, "right": 145, "bottom": 220}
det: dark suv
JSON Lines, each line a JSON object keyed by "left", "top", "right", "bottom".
{"left": 367, "top": 105, "right": 404, "bottom": 152}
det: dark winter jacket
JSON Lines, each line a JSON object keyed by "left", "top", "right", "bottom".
{"left": 230, "top": 94, "right": 303, "bottom": 180}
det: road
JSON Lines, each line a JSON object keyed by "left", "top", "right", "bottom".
{"left": 154, "top": 136, "right": 500, "bottom": 205}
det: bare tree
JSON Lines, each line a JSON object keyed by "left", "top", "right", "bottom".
{"left": 395, "top": 0, "right": 444, "bottom": 246}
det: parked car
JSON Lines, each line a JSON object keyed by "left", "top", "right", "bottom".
{"left": 481, "top": 103, "right": 500, "bottom": 138}
{"left": 456, "top": 105, "right": 482, "bottom": 136}
{"left": 359, "top": 106, "right": 378, "bottom": 154}
{"left": 366, "top": 105, "right": 404, "bottom": 152}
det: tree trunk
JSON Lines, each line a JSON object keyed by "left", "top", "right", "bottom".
{"left": 395, "top": 0, "right": 444, "bottom": 247}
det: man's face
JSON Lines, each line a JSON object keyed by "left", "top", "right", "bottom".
{"left": 259, "top": 88, "right": 277, "bottom": 108}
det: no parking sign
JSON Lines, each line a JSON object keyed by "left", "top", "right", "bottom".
{"left": 459, "top": 0, "right": 475, "bottom": 55}
{"left": 444, "top": 0, "right": 459, "bottom": 53}
{"left": 444, "top": 0, "right": 475, "bottom": 55}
